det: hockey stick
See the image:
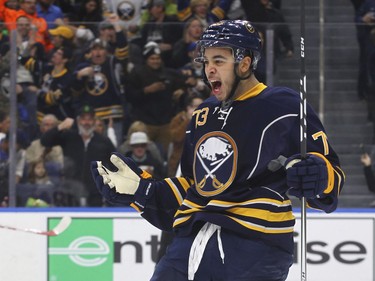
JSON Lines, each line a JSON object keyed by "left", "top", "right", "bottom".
{"left": 300, "top": 0, "right": 307, "bottom": 280}
{"left": 0, "top": 216, "right": 72, "bottom": 236}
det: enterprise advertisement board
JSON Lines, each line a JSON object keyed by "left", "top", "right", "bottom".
{"left": 0, "top": 209, "right": 373, "bottom": 281}
{"left": 48, "top": 217, "right": 160, "bottom": 281}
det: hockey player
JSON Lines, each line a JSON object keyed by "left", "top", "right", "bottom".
{"left": 91, "top": 20, "right": 345, "bottom": 281}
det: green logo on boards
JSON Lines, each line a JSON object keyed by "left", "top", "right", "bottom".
{"left": 48, "top": 218, "right": 113, "bottom": 281}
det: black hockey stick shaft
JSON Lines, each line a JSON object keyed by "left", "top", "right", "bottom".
{"left": 300, "top": 0, "right": 307, "bottom": 280}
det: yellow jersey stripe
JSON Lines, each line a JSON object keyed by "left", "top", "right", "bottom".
{"left": 165, "top": 178, "right": 184, "bottom": 205}
{"left": 207, "top": 198, "right": 292, "bottom": 208}
{"left": 226, "top": 207, "right": 295, "bottom": 222}
{"left": 229, "top": 216, "right": 294, "bottom": 234}
{"left": 173, "top": 215, "right": 192, "bottom": 227}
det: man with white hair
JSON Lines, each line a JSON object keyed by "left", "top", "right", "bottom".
{"left": 41, "top": 105, "right": 115, "bottom": 206}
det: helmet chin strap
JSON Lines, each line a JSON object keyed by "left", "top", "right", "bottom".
{"left": 221, "top": 63, "right": 252, "bottom": 110}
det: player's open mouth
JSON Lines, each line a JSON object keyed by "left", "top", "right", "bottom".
{"left": 211, "top": 80, "right": 222, "bottom": 95}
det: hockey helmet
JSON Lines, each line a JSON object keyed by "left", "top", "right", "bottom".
{"left": 195, "top": 20, "right": 262, "bottom": 70}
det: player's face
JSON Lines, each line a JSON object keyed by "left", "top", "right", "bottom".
{"left": 203, "top": 47, "right": 236, "bottom": 101}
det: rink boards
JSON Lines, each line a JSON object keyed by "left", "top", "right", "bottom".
{"left": 0, "top": 208, "right": 373, "bottom": 281}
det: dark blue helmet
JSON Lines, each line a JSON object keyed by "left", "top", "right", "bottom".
{"left": 195, "top": 20, "right": 262, "bottom": 70}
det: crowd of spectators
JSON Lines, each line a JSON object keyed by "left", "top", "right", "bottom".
{"left": 0, "top": 0, "right": 294, "bottom": 207}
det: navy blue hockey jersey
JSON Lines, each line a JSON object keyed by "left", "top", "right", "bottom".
{"left": 132, "top": 83, "right": 345, "bottom": 254}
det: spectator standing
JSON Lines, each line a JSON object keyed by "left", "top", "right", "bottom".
{"left": 96, "top": 13, "right": 129, "bottom": 74}
{"left": 25, "top": 46, "right": 76, "bottom": 122}
{"left": 47, "top": 25, "right": 74, "bottom": 54}
{"left": 41, "top": 105, "right": 116, "bottom": 206}
{"left": 126, "top": 41, "right": 189, "bottom": 155}
{"left": 72, "top": 38, "right": 127, "bottom": 145}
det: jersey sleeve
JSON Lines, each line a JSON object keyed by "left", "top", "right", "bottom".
{"left": 131, "top": 176, "right": 194, "bottom": 231}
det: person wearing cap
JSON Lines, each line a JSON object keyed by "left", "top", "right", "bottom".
{"left": 118, "top": 120, "right": 164, "bottom": 165}
{"left": 36, "top": 0, "right": 63, "bottom": 29}
{"left": 97, "top": 13, "right": 129, "bottom": 60}
{"left": 35, "top": 46, "right": 76, "bottom": 121}
{"left": 17, "top": 23, "right": 76, "bottom": 121}
{"left": 126, "top": 41, "right": 191, "bottom": 155}
{"left": 72, "top": 34, "right": 128, "bottom": 147}
{"left": 125, "top": 131, "right": 165, "bottom": 180}
{"left": 47, "top": 25, "right": 75, "bottom": 59}
{"left": 49, "top": 25, "right": 74, "bottom": 41}
{"left": 41, "top": 104, "right": 116, "bottom": 206}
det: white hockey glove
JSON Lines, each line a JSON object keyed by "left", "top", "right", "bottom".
{"left": 91, "top": 152, "right": 152, "bottom": 204}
